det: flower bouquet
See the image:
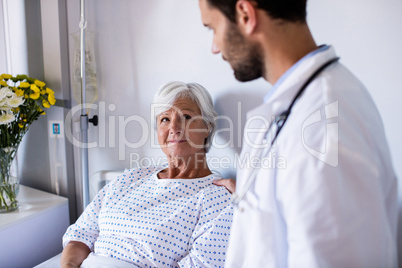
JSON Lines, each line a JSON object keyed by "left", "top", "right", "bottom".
{"left": 0, "top": 74, "right": 56, "bottom": 212}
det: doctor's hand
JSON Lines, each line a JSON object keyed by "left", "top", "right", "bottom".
{"left": 213, "top": 179, "right": 236, "bottom": 194}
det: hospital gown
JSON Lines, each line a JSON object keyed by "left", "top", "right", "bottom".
{"left": 63, "top": 166, "right": 234, "bottom": 268}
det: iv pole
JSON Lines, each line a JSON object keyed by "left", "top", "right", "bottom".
{"left": 78, "top": 0, "right": 98, "bottom": 211}
{"left": 79, "top": 0, "right": 90, "bottom": 210}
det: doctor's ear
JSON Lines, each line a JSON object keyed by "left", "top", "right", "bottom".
{"left": 236, "top": 0, "right": 257, "bottom": 35}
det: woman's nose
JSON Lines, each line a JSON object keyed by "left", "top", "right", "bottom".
{"left": 169, "top": 118, "right": 183, "bottom": 135}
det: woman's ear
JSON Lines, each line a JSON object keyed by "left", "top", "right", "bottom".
{"left": 205, "top": 123, "right": 211, "bottom": 137}
{"left": 236, "top": 0, "right": 258, "bottom": 35}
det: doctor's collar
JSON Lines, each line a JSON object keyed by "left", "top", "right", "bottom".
{"left": 263, "top": 44, "right": 330, "bottom": 103}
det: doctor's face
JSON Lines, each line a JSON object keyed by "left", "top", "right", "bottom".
{"left": 199, "top": 0, "right": 264, "bottom": 82}
{"left": 157, "top": 98, "right": 209, "bottom": 159}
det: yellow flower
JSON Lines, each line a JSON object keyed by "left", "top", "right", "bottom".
{"left": 0, "top": 81, "right": 8, "bottom": 87}
{"left": 18, "top": 123, "right": 25, "bottom": 128}
{"left": 30, "top": 92, "right": 40, "bottom": 100}
{"left": 46, "top": 88, "right": 55, "bottom": 95}
{"left": 42, "top": 99, "right": 50, "bottom": 108}
{"left": 19, "top": 82, "right": 30, "bottom": 88}
{"left": 48, "top": 93, "right": 56, "bottom": 105}
{"left": 15, "top": 89, "right": 24, "bottom": 97}
{"left": 1, "top": 73, "right": 12, "bottom": 79}
{"left": 40, "top": 89, "right": 46, "bottom": 95}
{"left": 30, "top": 84, "right": 40, "bottom": 93}
{"left": 34, "top": 80, "right": 46, "bottom": 88}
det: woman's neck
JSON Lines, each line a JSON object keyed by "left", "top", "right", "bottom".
{"left": 158, "top": 153, "right": 212, "bottom": 179}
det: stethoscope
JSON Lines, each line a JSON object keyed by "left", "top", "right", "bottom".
{"left": 232, "top": 57, "right": 340, "bottom": 208}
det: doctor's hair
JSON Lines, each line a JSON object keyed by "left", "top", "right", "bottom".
{"left": 152, "top": 81, "right": 217, "bottom": 153}
{"left": 206, "top": 0, "right": 307, "bottom": 23}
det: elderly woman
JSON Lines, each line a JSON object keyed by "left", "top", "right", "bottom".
{"left": 61, "top": 82, "right": 233, "bottom": 268}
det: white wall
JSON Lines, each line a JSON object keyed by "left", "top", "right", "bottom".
{"left": 0, "top": 0, "right": 8, "bottom": 72}
{"left": 66, "top": 0, "right": 402, "bottom": 259}
{"left": 66, "top": 0, "right": 269, "bottom": 184}
{"left": 1, "top": 0, "right": 27, "bottom": 75}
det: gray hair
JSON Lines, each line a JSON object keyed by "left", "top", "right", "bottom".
{"left": 152, "top": 81, "right": 217, "bottom": 153}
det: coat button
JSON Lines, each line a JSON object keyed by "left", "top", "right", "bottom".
{"left": 237, "top": 203, "right": 245, "bottom": 213}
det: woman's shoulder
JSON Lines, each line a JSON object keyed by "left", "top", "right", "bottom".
{"left": 109, "top": 165, "right": 163, "bottom": 186}
{"left": 196, "top": 175, "right": 234, "bottom": 221}
{"left": 123, "top": 165, "right": 162, "bottom": 177}
{"left": 203, "top": 184, "right": 232, "bottom": 198}
{"left": 200, "top": 174, "right": 232, "bottom": 202}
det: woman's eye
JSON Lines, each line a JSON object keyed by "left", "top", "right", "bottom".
{"left": 184, "top": 114, "right": 191, "bottom": 120}
{"left": 160, "top": 117, "right": 169, "bottom": 122}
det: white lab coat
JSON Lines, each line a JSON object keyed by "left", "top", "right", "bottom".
{"left": 225, "top": 46, "right": 398, "bottom": 268}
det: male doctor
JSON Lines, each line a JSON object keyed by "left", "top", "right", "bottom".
{"left": 199, "top": 0, "right": 398, "bottom": 267}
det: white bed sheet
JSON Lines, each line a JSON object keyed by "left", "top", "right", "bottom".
{"left": 33, "top": 253, "right": 61, "bottom": 267}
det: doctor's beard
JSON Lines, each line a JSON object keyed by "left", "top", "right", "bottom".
{"left": 225, "top": 23, "right": 265, "bottom": 82}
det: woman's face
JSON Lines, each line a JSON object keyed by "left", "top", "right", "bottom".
{"left": 157, "top": 97, "right": 209, "bottom": 160}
